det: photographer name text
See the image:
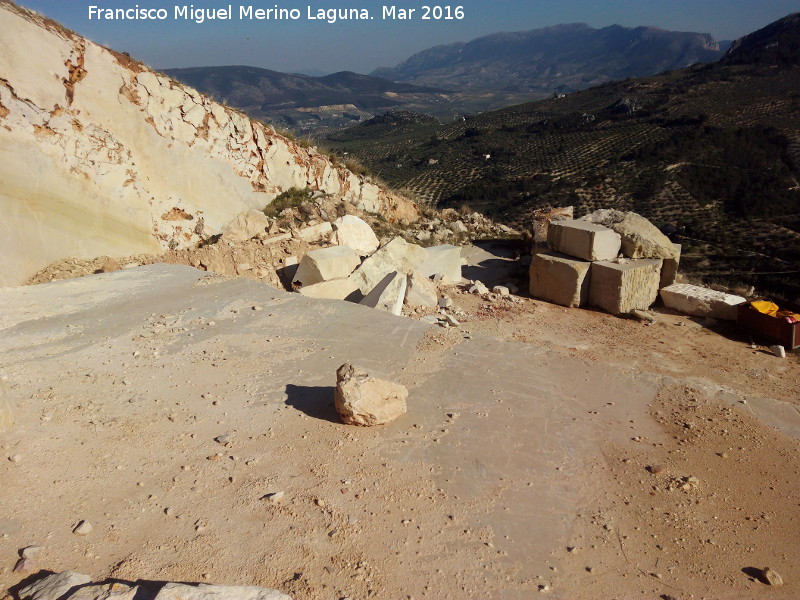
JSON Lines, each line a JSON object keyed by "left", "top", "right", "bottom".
{"left": 88, "top": 5, "right": 466, "bottom": 24}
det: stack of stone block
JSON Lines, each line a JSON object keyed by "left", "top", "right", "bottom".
{"left": 529, "top": 219, "right": 680, "bottom": 315}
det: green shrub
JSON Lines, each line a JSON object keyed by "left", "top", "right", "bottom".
{"left": 263, "top": 187, "right": 312, "bottom": 217}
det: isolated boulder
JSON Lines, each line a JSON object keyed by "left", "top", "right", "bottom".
{"left": 360, "top": 271, "right": 407, "bottom": 316}
{"left": 581, "top": 210, "right": 678, "bottom": 260}
{"left": 334, "top": 363, "right": 408, "bottom": 426}
{"left": 0, "top": 379, "right": 13, "bottom": 433}
{"left": 293, "top": 246, "right": 361, "bottom": 287}
{"left": 333, "top": 215, "right": 380, "bottom": 256}
{"left": 221, "top": 209, "right": 269, "bottom": 242}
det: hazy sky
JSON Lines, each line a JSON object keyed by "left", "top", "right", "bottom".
{"left": 14, "top": 1, "right": 800, "bottom": 75}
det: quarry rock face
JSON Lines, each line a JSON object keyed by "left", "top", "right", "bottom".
{"left": 334, "top": 363, "right": 408, "bottom": 426}
{"left": 0, "top": 3, "right": 416, "bottom": 286}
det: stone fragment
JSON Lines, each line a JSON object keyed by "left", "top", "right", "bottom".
{"left": 492, "top": 286, "right": 510, "bottom": 297}
{"left": 442, "top": 314, "right": 460, "bottom": 327}
{"left": 469, "top": 282, "right": 489, "bottom": 295}
{"left": 762, "top": 567, "right": 784, "bottom": 586}
{"left": 298, "top": 278, "right": 361, "bottom": 301}
{"left": 547, "top": 220, "right": 621, "bottom": 261}
{"left": 296, "top": 221, "right": 333, "bottom": 243}
{"left": 581, "top": 210, "right": 678, "bottom": 260}
{"left": 359, "top": 272, "right": 407, "bottom": 316}
{"left": 350, "top": 237, "right": 427, "bottom": 293}
{"left": 334, "top": 363, "right": 408, "bottom": 427}
{"left": 0, "top": 379, "right": 14, "bottom": 433}
{"left": 293, "top": 246, "right": 361, "bottom": 287}
{"left": 770, "top": 345, "right": 787, "bottom": 358}
{"left": 660, "top": 243, "right": 682, "bottom": 288}
{"left": 450, "top": 220, "right": 468, "bottom": 234}
{"left": 98, "top": 257, "right": 120, "bottom": 273}
{"left": 19, "top": 571, "right": 92, "bottom": 600}
{"left": 221, "top": 209, "right": 269, "bottom": 242}
{"left": 263, "top": 491, "right": 285, "bottom": 504}
{"left": 438, "top": 296, "right": 452, "bottom": 308}
{"left": 532, "top": 206, "right": 574, "bottom": 244}
{"left": 589, "top": 259, "right": 662, "bottom": 315}
{"left": 73, "top": 520, "right": 93, "bottom": 535}
{"left": 154, "top": 583, "right": 291, "bottom": 600}
{"left": 13, "top": 558, "right": 35, "bottom": 573}
{"left": 529, "top": 252, "right": 592, "bottom": 308}
{"left": 332, "top": 215, "right": 380, "bottom": 256}
{"left": 418, "top": 244, "right": 462, "bottom": 283}
{"left": 659, "top": 284, "right": 745, "bottom": 321}
{"left": 405, "top": 272, "right": 438, "bottom": 308}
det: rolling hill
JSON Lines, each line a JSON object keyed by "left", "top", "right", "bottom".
{"left": 329, "top": 15, "right": 800, "bottom": 300}
{"left": 372, "top": 23, "right": 729, "bottom": 92}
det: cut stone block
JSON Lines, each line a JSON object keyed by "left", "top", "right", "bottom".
{"left": 529, "top": 252, "right": 592, "bottom": 308}
{"left": 360, "top": 271, "right": 407, "bottom": 316}
{"left": 296, "top": 221, "right": 333, "bottom": 243}
{"left": 589, "top": 259, "right": 662, "bottom": 315}
{"left": 659, "top": 283, "right": 745, "bottom": 321}
{"left": 293, "top": 246, "right": 360, "bottom": 287}
{"left": 298, "top": 278, "right": 361, "bottom": 302}
{"left": 350, "top": 237, "right": 427, "bottom": 294}
{"left": 332, "top": 215, "right": 380, "bottom": 256}
{"left": 581, "top": 210, "right": 678, "bottom": 259}
{"left": 418, "top": 244, "right": 462, "bottom": 282}
{"left": 532, "top": 206, "right": 574, "bottom": 245}
{"left": 0, "top": 380, "right": 12, "bottom": 433}
{"left": 659, "top": 243, "right": 682, "bottom": 289}
{"left": 405, "top": 271, "right": 438, "bottom": 308}
{"left": 547, "top": 220, "right": 621, "bottom": 261}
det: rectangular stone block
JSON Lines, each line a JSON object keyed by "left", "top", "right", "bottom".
{"left": 660, "top": 283, "right": 745, "bottom": 321}
{"left": 418, "top": 244, "right": 462, "bottom": 283}
{"left": 547, "top": 220, "right": 621, "bottom": 261}
{"left": 529, "top": 252, "right": 591, "bottom": 308}
{"left": 589, "top": 259, "right": 662, "bottom": 315}
{"left": 659, "top": 243, "right": 681, "bottom": 289}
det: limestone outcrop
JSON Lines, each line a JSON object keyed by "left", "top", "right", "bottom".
{"left": 0, "top": 2, "right": 416, "bottom": 286}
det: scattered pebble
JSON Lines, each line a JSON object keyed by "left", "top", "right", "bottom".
{"left": 13, "top": 558, "right": 35, "bottom": 573}
{"left": 263, "top": 491, "right": 285, "bottom": 504}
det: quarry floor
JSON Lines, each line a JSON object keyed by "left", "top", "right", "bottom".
{"left": 1, "top": 259, "right": 799, "bottom": 600}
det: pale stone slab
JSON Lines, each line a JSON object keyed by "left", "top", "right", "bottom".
{"left": 418, "top": 244, "right": 462, "bottom": 282}
{"left": 293, "top": 246, "right": 361, "bottom": 287}
{"left": 547, "top": 220, "right": 621, "bottom": 261}
{"left": 350, "top": 237, "right": 427, "bottom": 294}
{"left": 334, "top": 363, "right": 408, "bottom": 427}
{"left": 589, "top": 259, "right": 662, "bottom": 315}
{"left": 332, "top": 215, "right": 380, "bottom": 256}
{"left": 360, "top": 271, "right": 407, "bottom": 316}
{"left": 529, "top": 252, "right": 591, "bottom": 308}
{"left": 405, "top": 271, "right": 438, "bottom": 308}
{"left": 659, "top": 283, "right": 745, "bottom": 321}
{"left": 581, "top": 210, "right": 678, "bottom": 259}
{"left": 155, "top": 583, "right": 291, "bottom": 600}
{"left": 0, "top": 380, "right": 13, "bottom": 433}
{"left": 296, "top": 221, "right": 333, "bottom": 243}
{"left": 298, "top": 278, "right": 361, "bottom": 301}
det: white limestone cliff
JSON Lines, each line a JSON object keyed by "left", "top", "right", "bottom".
{"left": 0, "top": 2, "right": 417, "bottom": 286}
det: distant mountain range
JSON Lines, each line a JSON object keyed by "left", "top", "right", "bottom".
{"left": 372, "top": 23, "right": 731, "bottom": 92}
{"left": 162, "top": 66, "right": 451, "bottom": 135}
{"left": 329, "top": 14, "right": 800, "bottom": 300}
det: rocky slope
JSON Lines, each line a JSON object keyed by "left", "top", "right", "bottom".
{"left": 0, "top": 0, "right": 416, "bottom": 287}
{"left": 372, "top": 23, "right": 727, "bottom": 92}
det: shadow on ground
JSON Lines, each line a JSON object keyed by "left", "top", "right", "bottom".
{"left": 284, "top": 384, "right": 340, "bottom": 423}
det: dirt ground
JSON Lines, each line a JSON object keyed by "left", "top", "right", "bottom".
{"left": 2, "top": 246, "right": 799, "bottom": 600}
